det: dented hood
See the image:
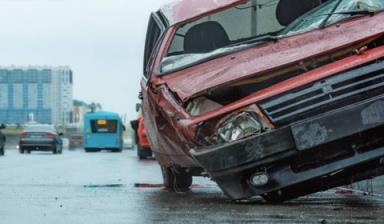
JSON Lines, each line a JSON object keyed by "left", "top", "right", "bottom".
{"left": 160, "top": 14, "right": 384, "bottom": 102}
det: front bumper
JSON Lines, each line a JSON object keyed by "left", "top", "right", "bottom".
{"left": 190, "top": 95, "right": 384, "bottom": 200}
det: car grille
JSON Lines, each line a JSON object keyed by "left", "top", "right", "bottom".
{"left": 259, "top": 60, "right": 384, "bottom": 126}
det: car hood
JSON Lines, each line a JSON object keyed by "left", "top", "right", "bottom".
{"left": 160, "top": 13, "right": 384, "bottom": 103}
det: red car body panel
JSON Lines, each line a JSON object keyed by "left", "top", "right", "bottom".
{"left": 159, "top": 13, "right": 384, "bottom": 102}
{"left": 141, "top": 82, "right": 197, "bottom": 167}
{"left": 137, "top": 116, "right": 150, "bottom": 148}
{"left": 160, "top": 0, "right": 246, "bottom": 25}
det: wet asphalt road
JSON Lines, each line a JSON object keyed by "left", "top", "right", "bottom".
{"left": 0, "top": 148, "right": 384, "bottom": 224}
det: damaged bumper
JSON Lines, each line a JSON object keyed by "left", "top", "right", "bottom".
{"left": 190, "top": 95, "right": 384, "bottom": 200}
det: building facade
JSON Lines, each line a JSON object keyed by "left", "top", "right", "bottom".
{"left": 0, "top": 66, "right": 73, "bottom": 125}
{"left": 72, "top": 100, "right": 92, "bottom": 128}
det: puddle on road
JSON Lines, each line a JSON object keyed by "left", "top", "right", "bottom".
{"left": 134, "top": 183, "right": 204, "bottom": 189}
{"left": 134, "top": 183, "right": 164, "bottom": 188}
{"left": 83, "top": 184, "right": 125, "bottom": 188}
{"left": 82, "top": 183, "right": 205, "bottom": 189}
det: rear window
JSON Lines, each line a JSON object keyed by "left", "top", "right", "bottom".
{"left": 90, "top": 120, "right": 117, "bottom": 133}
{"left": 24, "top": 125, "right": 56, "bottom": 133}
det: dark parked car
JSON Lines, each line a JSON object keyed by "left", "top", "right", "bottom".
{"left": 69, "top": 134, "right": 83, "bottom": 150}
{"left": 141, "top": 0, "right": 384, "bottom": 201}
{"left": 0, "top": 124, "right": 6, "bottom": 156}
{"left": 19, "top": 124, "right": 63, "bottom": 154}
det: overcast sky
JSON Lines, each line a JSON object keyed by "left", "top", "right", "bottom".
{"left": 0, "top": 0, "right": 171, "bottom": 119}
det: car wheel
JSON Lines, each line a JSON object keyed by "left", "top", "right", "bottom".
{"left": 137, "top": 144, "right": 147, "bottom": 159}
{"left": 52, "top": 147, "right": 58, "bottom": 154}
{"left": 161, "top": 166, "right": 193, "bottom": 192}
{"left": 19, "top": 147, "right": 24, "bottom": 154}
{"left": 0, "top": 146, "right": 4, "bottom": 156}
{"left": 262, "top": 190, "right": 291, "bottom": 203}
{"left": 27, "top": 150, "right": 31, "bottom": 154}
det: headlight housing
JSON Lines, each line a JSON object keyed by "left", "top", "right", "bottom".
{"left": 217, "top": 112, "right": 262, "bottom": 143}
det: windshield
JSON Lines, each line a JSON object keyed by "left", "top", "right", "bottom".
{"left": 280, "top": 0, "right": 384, "bottom": 36}
{"left": 91, "top": 120, "right": 117, "bottom": 133}
{"left": 160, "top": 0, "right": 289, "bottom": 74}
{"left": 159, "top": 0, "right": 384, "bottom": 75}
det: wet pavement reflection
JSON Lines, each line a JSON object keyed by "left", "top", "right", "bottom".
{"left": 0, "top": 149, "right": 383, "bottom": 224}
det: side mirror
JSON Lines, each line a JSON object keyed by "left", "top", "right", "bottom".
{"left": 0, "top": 124, "right": 6, "bottom": 129}
{"left": 136, "top": 103, "right": 142, "bottom": 112}
{"left": 130, "top": 120, "right": 139, "bottom": 130}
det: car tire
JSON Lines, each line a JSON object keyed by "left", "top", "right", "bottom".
{"left": 19, "top": 147, "right": 24, "bottom": 154}
{"left": 262, "top": 190, "right": 291, "bottom": 203}
{"left": 137, "top": 144, "right": 146, "bottom": 159}
{"left": 27, "top": 150, "right": 31, "bottom": 154}
{"left": 0, "top": 146, "right": 4, "bottom": 156}
{"left": 53, "top": 147, "right": 58, "bottom": 154}
{"left": 137, "top": 144, "right": 152, "bottom": 159}
{"left": 161, "top": 166, "right": 193, "bottom": 192}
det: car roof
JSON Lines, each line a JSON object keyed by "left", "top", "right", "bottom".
{"left": 84, "top": 111, "right": 121, "bottom": 120}
{"left": 160, "top": 0, "right": 245, "bottom": 26}
{"left": 24, "top": 125, "right": 56, "bottom": 132}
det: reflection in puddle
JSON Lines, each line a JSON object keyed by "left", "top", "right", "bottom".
{"left": 83, "top": 184, "right": 125, "bottom": 188}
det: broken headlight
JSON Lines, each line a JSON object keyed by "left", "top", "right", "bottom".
{"left": 217, "top": 112, "right": 262, "bottom": 143}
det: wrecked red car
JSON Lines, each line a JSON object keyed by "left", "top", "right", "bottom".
{"left": 141, "top": 0, "right": 384, "bottom": 201}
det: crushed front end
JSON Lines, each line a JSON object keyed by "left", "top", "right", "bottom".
{"left": 190, "top": 59, "right": 384, "bottom": 201}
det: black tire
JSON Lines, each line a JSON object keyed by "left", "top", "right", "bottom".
{"left": 137, "top": 144, "right": 152, "bottom": 160}
{"left": 85, "top": 148, "right": 97, "bottom": 153}
{"left": 19, "top": 147, "right": 24, "bottom": 154}
{"left": 262, "top": 190, "right": 293, "bottom": 203}
{"left": 27, "top": 150, "right": 31, "bottom": 154}
{"left": 161, "top": 166, "right": 193, "bottom": 192}
{"left": 0, "top": 146, "right": 4, "bottom": 156}
{"left": 52, "top": 147, "right": 58, "bottom": 154}
{"left": 112, "top": 148, "right": 122, "bottom": 153}
{"left": 137, "top": 144, "right": 146, "bottom": 159}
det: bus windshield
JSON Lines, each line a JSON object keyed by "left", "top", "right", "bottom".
{"left": 90, "top": 120, "right": 117, "bottom": 133}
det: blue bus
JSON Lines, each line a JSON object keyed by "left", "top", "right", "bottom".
{"left": 83, "top": 111, "right": 124, "bottom": 152}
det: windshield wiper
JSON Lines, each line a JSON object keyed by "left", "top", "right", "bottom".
{"left": 229, "top": 34, "right": 278, "bottom": 48}
{"left": 319, "top": 0, "right": 343, "bottom": 29}
{"left": 319, "top": 10, "right": 375, "bottom": 17}
{"left": 319, "top": 10, "right": 375, "bottom": 29}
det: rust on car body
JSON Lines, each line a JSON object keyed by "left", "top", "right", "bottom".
{"left": 142, "top": 0, "right": 384, "bottom": 201}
